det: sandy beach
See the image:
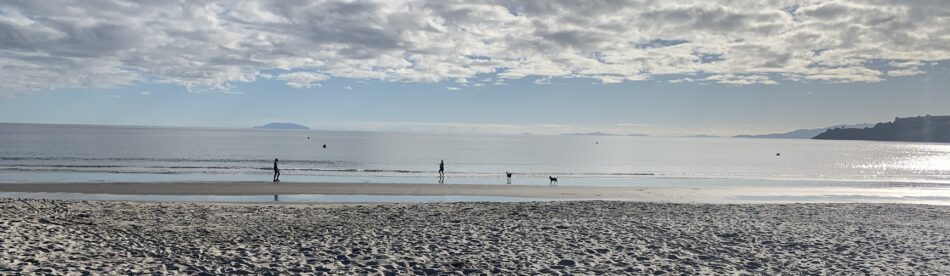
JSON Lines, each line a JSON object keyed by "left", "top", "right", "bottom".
{"left": 1, "top": 198, "right": 947, "bottom": 274}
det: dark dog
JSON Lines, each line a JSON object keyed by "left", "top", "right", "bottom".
{"left": 549, "top": 176, "right": 558, "bottom": 186}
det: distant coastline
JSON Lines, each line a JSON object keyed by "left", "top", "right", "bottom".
{"left": 735, "top": 123, "right": 873, "bottom": 139}
{"left": 561, "top": 132, "right": 648, "bottom": 137}
{"left": 253, "top": 122, "right": 310, "bottom": 130}
{"left": 813, "top": 115, "right": 950, "bottom": 143}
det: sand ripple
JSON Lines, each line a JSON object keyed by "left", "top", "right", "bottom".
{"left": 1, "top": 199, "right": 949, "bottom": 274}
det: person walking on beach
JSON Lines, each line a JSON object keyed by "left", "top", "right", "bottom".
{"left": 273, "top": 158, "right": 280, "bottom": 182}
{"left": 439, "top": 160, "right": 445, "bottom": 177}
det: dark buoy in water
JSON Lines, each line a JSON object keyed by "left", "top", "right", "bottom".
{"left": 322, "top": 144, "right": 327, "bottom": 149}
{"left": 776, "top": 153, "right": 781, "bottom": 156}
{"left": 307, "top": 137, "right": 310, "bottom": 139}
{"left": 596, "top": 141, "right": 599, "bottom": 144}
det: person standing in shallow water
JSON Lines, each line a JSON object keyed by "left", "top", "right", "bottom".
{"left": 273, "top": 158, "right": 280, "bottom": 182}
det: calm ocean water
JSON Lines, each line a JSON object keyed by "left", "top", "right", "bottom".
{"left": 1, "top": 123, "right": 949, "bottom": 187}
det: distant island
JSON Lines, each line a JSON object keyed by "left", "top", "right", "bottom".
{"left": 683, "top": 135, "right": 721, "bottom": 138}
{"left": 735, "top": 123, "right": 873, "bottom": 139}
{"left": 562, "top": 132, "right": 618, "bottom": 136}
{"left": 813, "top": 115, "right": 950, "bottom": 143}
{"left": 561, "top": 132, "right": 649, "bottom": 137}
{"left": 253, "top": 123, "right": 310, "bottom": 130}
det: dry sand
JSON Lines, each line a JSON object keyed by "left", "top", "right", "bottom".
{"left": 2, "top": 198, "right": 948, "bottom": 274}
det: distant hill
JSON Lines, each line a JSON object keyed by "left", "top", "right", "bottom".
{"left": 562, "top": 132, "right": 649, "bottom": 137}
{"left": 562, "top": 132, "right": 618, "bottom": 136}
{"left": 735, "top": 123, "right": 873, "bottom": 139}
{"left": 813, "top": 116, "right": 950, "bottom": 143}
{"left": 683, "top": 135, "right": 721, "bottom": 138}
{"left": 253, "top": 122, "right": 310, "bottom": 130}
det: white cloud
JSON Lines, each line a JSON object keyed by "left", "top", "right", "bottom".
{"left": 704, "top": 74, "right": 777, "bottom": 85}
{"left": 1, "top": 0, "right": 949, "bottom": 96}
{"left": 886, "top": 60, "right": 925, "bottom": 77}
{"left": 534, "top": 77, "right": 553, "bottom": 85}
{"left": 596, "top": 75, "right": 625, "bottom": 84}
{"left": 803, "top": 66, "right": 883, "bottom": 83}
{"left": 277, "top": 72, "right": 329, "bottom": 88}
{"left": 668, "top": 77, "right": 695, "bottom": 83}
{"left": 446, "top": 86, "right": 461, "bottom": 91}
{"left": 887, "top": 69, "right": 925, "bottom": 77}
{"left": 140, "top": 91, "right": 151, "bottom": 96}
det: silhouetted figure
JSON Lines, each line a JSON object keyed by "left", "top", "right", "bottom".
{"left": 506, "top": 172, "right": 513, "bottom": 184}
{"left": 273, "top": 158, "right": 280, "bottom": 182}
{"left": 323, "top": 144, "right": 327, "bottom": 149}
{"left": 439, "top": 160, "right": 444, "bottom": 177}
{"left": 549, "top": 176, "right": 558, "bottom": 186}
{"left": 274, "top": 194, "right": 278, "bottom": 201}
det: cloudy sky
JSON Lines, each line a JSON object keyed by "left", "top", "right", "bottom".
{"left": 1, "top": 0, "right": 948, "bottom": 136}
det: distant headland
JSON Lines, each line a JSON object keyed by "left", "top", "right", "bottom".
{"left": 561, "top": 132, "right": 649, "bottom": 137}
{"left": 734, "top": 123, "right": 873, "bottom": 139}
{"left": 253, "top": 123, "right": 310, "bottom": 130}
{"left": 813, "top": 115, "right": 950, "bottom": 143}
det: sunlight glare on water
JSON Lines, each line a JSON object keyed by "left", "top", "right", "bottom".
{"left": 854, "top": 144, "right": 950, "bottom": 176}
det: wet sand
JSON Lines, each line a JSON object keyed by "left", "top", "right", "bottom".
{"left": 0, "top": 181, "right": 948, "bottom": 205}
{"left": 0, "top": 181, "right": 643, "bottom": 198}
{"left": 1, "top": 198, "right": 948, "bottom": 274}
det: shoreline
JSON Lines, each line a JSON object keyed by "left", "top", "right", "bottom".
{"left": 1, "top": 181, "right": 948, "bottom": 205}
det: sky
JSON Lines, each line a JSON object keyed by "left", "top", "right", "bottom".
{"left": 1, "top": 0, "right": 949, "bottom": 136}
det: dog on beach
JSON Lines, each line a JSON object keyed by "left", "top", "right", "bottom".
{"left": 506, "top": 172, "right": 512, "bottom": 184}
{"left": 549, "top": 176, "right": 558, "bottom": 186}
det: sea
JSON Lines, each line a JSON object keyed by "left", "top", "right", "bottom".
{"left": 1, "top": 123, "right": 949, "bottom": 189}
